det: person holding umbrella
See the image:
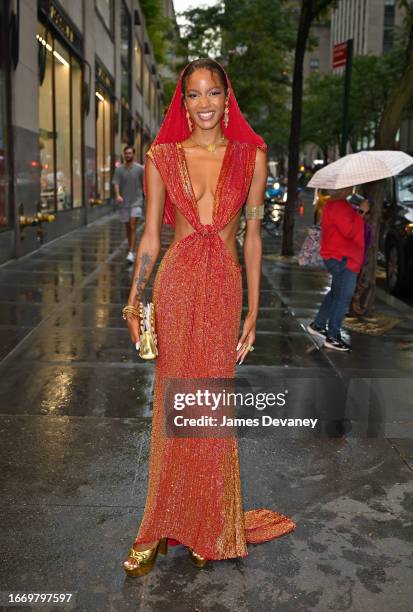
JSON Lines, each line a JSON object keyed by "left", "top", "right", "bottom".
{"left": 307, "top": 149, "right": 413, "bottom": 351}
{"left": 307, "top": 186, "right": 369, "bottom": 351}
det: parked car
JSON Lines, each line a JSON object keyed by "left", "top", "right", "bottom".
{"left": 379, "top": 164, "right": 413, "bottom": 296}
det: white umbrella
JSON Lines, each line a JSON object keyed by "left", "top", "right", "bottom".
{"left": 308, "top": 150, "right": 413, "bottom": 190}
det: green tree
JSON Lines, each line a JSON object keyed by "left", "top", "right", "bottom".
{"left": 223, "top": 0, "right": 295, "bottom": 158}
{"left": 349, "top": 50, "right": 406, "bottom": 150}
{"left": 177, "top": 0, "right": 296, "bottom": 157}
{"left": 301, "top": 49, "right": 406, "bottom": 156}
{"left": 176, "top": 4, "right": 226, "bottom": 60}
{"left": 302, "top": 72, "right": 343, "bottom": 158}
{"left": 140, "top": 0, "right": 171, "bottom": 64}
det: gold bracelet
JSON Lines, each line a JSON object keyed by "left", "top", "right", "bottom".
{"left": 122, "top": 305, "right": 140, "bottom": 320}
{"left": 245, "top": 205, "right": 264, "bottom": 220}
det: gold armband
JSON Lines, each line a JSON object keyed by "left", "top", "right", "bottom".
{"left": 245, "top": 205, "right": 264, "bottom": 220}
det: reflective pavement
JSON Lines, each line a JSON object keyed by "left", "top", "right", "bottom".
{"left": 0, "top": 212, "right": 412, "bottom": 611}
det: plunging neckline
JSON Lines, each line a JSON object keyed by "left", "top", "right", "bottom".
{"left": 176, "top": 139, "right": 233, "bottom": 224}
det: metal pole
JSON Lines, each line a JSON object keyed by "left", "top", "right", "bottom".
{"left": 340, "top": 38, "right": 353, "bottom": 157}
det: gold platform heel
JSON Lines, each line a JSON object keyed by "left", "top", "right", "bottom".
{"left": 123, "top": 538, "right": 168, "bottom": 577}
{"left": 188, "top": 548, "right": 208, "bottom": 568}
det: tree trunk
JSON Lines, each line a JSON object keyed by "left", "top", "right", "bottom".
{"left": 348, "top": 181, "right": 385, "bottom": 316}
{"left": 281, "top": 2, "right": 313, "bottom": 255}
{"left": 350, "top": 17, "right": 413, "bottom": 316}
{"left": 282, "top": 0, "right": 336, "bottom": 255}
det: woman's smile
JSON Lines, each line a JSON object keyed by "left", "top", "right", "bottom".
{"left": 197, "top": 110, "right": 216, "bottom": 121}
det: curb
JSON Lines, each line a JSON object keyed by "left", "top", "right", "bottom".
{"left": 375, "top": 286, "right": 413, "bottom": 318}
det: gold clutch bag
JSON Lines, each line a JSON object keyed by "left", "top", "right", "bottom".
{"left": 138, "top": 302, "right": 158, "bottom": 360}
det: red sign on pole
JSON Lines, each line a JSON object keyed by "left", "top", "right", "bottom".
{"left": 333, "top": 42, "right": 348, "bottom": 69}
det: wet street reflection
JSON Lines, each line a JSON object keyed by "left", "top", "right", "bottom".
{"left": 1, "top": 212, "right": 413, "bottom": 610}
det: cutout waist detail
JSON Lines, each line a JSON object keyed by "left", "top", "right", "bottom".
{"left": 167, "top": 228, "right": 241, "bottom": 273}
{"left": 196, "top": 224, "right": 218, "bottom": 237}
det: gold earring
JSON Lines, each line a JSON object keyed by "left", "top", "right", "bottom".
{"left": 185, "top": 109, "right": 193, "bottom": 132}
{"left": 224, "top": 98, "right": 229, "bottom": 129}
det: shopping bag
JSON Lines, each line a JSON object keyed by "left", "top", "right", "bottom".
{"left": 298, "top": 226, "right": 324, "bottom": 268}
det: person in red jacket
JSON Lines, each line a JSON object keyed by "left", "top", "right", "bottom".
{"left": 307, "top": 187, "right": 369, "bottom": 351}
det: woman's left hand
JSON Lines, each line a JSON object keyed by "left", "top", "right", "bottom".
{"left": 236, "top": 313, "right": 257, "bottom": 364}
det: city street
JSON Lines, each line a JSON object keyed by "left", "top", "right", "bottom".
{"left": 0, "top": 203, "right": 413, "bottom": 612}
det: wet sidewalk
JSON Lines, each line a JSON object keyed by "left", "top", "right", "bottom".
{"left": 0, "top": 212, "right": 412, "bottom": 611}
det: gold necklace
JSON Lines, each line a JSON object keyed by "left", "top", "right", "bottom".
{"left": 190, "top": 135, "right": 225, "bottom": 153}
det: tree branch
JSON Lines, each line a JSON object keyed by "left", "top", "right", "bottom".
{"left": 310, "top": 0, "right": 337, "bottom": 21}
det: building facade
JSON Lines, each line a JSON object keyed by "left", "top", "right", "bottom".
{"left": 303, "top": 22, "right": 331, "bottom": 79}
{"left": 330, "top": 0, "right": 404, "bottom": 56}
{"left": 0, "top": 0, "right": 168, "bottom": 263}
{"left": 331, "top": 0, "right": 412, "bottom": 153}
{"left": 303, "top": 0, "right": 411, "bottom": 163}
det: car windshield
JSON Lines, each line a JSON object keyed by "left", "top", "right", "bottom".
{"left": 396, "top": 175, "right": 413, "bottom": 204}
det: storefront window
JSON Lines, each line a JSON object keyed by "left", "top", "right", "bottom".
{"left": 38, "top": 31, "right": 55, "bottom": 213}
{"left": 54, "top": 40, "right": 71, "bottom": 211}
{"left": 95, "top": 91, "right": 113, "bottom": 200}
{"left": 72, "top": 60, "right": 82, "bottom": 208}
{"left": 0, "top": 2, "right": 10, "bottom": 229}
{"left": 37, "top": 25, "right": 83, "bottom": 212}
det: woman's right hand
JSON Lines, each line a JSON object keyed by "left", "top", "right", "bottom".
{"left": 125, "top": 316, "right": 140, "bottom": 344}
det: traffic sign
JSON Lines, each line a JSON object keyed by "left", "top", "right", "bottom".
{"left": 333, "top": 42, "right": 348, "bottom": 69}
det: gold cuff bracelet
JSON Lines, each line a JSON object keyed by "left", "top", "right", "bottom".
{"left": 245, "top": 205, "right": 264, "bottom": 220}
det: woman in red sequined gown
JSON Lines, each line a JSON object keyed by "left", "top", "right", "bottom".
{"left": 123, "top": 59, "right": 295, "bottom": 571}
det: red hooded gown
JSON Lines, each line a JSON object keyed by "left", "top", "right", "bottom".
{"left": 132, "top": 67, "right": 296, "bottom": 560}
